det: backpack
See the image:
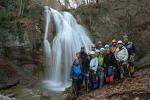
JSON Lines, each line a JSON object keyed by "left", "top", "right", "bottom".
{"left": 71, "top": 64, "right": 82, "bottom": 80}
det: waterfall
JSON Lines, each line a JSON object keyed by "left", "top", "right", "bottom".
{"left": 43, "top": 6, "right": 52, "bottom": 80}
{"left": 43, "top": 6, "right": 92, "bottom": 91}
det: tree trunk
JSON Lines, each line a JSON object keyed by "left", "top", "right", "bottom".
{"left": 17, "top": 0, "right": 27, "bottom": 17}
{"left": 96, "top": 0, "right": 99, "bottom": 3}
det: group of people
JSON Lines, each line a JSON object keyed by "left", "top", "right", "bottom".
{"left": 70, "top": 34, "right": 136, "bottom": 97}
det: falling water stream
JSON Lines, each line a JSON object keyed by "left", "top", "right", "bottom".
{"left": 42, "top": 6, "right": 92, "bottom": 92}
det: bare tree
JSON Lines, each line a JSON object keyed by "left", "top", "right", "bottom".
{"left": 17, "top": 0, "right": 26, "bottom": 17}
{"left": 96, "top": 0, "right": 99, "bottom": 3}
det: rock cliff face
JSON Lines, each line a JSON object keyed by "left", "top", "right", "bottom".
{"left": 0, "top": 0, "right": 43, "bottom": 48}
{"left": 0, "top": 0, "right": 44, "bottom": 84}
{"left": 70, "top": 0, "right": 150, "bottom": 58}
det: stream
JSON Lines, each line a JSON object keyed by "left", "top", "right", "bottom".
{"left": 0, "top": 80, "right": 63, "bottom": 100}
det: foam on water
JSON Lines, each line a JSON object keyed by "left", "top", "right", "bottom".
{"left": 42, "top": 80, "right": 71, "bottom": 92}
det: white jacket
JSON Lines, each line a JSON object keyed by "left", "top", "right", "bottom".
{"left": 115, "top": 46, "right": 128, "bottom": 62}
{"left": 90, "top": 57, "right": 98, "bottom": 72}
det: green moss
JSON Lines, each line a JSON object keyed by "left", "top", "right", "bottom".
{"left": 0, "top": 9, "right": 11, "bottom": 21}
{"left": 3, "top": 48, "right": 12, "bottom": 57}
{"left": 0, "top": 0, "right": 15, "bottom": 10}
{"left": 33, "top": 65, "right": 43, "bottom": 79}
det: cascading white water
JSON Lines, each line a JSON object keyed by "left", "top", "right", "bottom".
{"left": 43, "top": 6, "right": 92, "bottom": 91}
{"left": 43, "top": 6, "right": 52, "bottom": 80}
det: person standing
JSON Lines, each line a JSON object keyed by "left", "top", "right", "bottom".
{"left": 75, "top": 52, "right": 82, "bottom": 66}
{"left": 123, "top": 35, "right": 136, "bottom": 77}
{"left": 104, "top": 44, "right": 117, "bottom": 87}
{"left": 91, "top": 44, "right": 96, "bottom": 51}
{"left": 70, "top": 58, "right": 82, "bottom": 98}
{"left": 89, "top": 51, "right": 98, "bottom": 89}
{"left": 111, "top": 39, "right": 117, "bottom": 54}
{"left": 110, "top": 39, "right": 118, "bottom": 80}
{"left": 115, "top": 40, "right": 129, "bottom": 79}
{"left": 84, "top": 54, "right": 91, "bottom": 91}
{"left": 97, "top": 41, "right": 103, "bottom": 49}
{"left": 79, "top": 46, "right": 88, "bottom": 73}
{"left": 97, "top": 48, "right": 105, "bottom": 88}
{"left": 79, "top": 46, "right": 88, "bottom": 89}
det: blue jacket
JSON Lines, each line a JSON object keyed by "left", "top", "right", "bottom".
{"left": 70, "top": 64, "right": 82, "bottom": 80}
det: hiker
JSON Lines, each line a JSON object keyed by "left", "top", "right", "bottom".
{"left": 123, "top": 35, "right": 136, "bottom": 77}
{"left": 75, "top": 52, "right": 82, "bottom": 66}
{"left": 91, "top": 44, "right": 96, "bottom": 51}
{"left": 97, "top": 48, "right": 105, "bottom": 88}
{"left": 115, "top": 40, "right": 129, "bottom": 79}
{"left": 111, "top": 39, "right": 117, "bottom": 54}
{"left": 74, "top": 52, "right": 82, "bottom": 87}
{"left": 89, "top": 51, "right": 98, "bottom": 89}
{"left": 104, "top": 44, "right": 117, "bottom": 87}
{"left": 79, "top": 46, "right": 88, "bottom": 88}
{"left": 97, "top": 41, "right": 103, "bottom": 49}
{"left": 79, "top": 46, "right": 88, "bottom": 73}
{"left": 110, "top": 39, "right": 118, "bottom": 80}
{"left": 70, "top": 58, "right": 82, "bottom": 98}
{"left": 84, "top": 54, "right": 91, "bottom": 91}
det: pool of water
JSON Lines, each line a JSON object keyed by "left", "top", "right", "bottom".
{"left": 42, "top": 80, "right": 71, "bottom": 92}
{"left": 0, "top": 80, "right": 69, "bottom": 100}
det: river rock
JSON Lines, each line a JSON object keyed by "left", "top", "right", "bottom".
{"left": 42, "top": 91, "right": 51, "bottom": 98}
{"left": 0, "top": 94, "right": 17, "bottom": 100}
{"left": 134, "top": 97, "right": 140, "bottom": 100}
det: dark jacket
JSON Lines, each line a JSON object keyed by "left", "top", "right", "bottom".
{"left": 124, "top": 41, "right": 136, "bottom": 55}
{"left": 104, "top": 52, "right": 117, "bottom": 67}
{"left": 84, "top": 57, "right": 90, "bottom": 73}
{"left": 80, "top": 52, "right": 88, "bottom": 64}
{"left": 80, "top": 51, "right": 88, "bottom": 71}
